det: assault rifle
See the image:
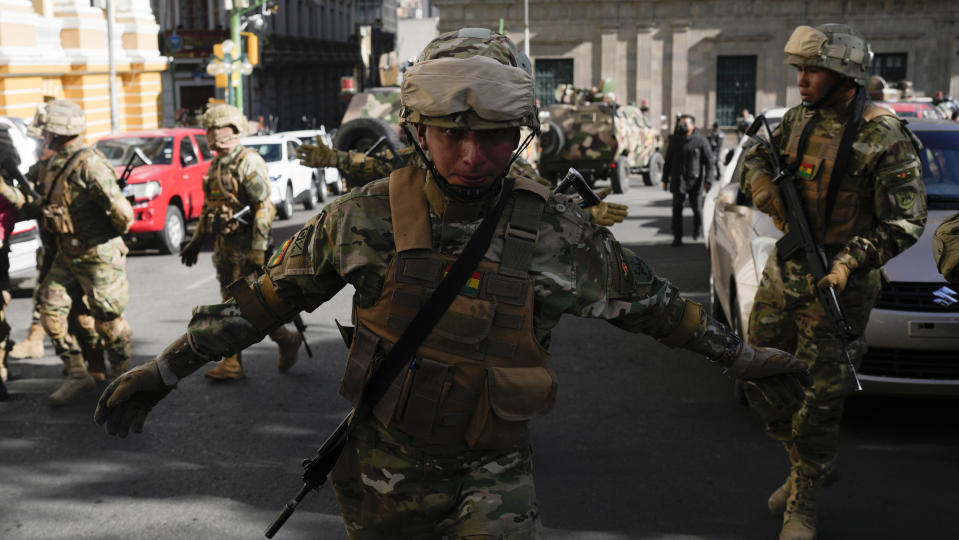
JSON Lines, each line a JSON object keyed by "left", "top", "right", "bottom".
{"left": 364, "top": 134, "right": 407, "bottom": 170}
{"left": 0, "top": 156, "right": 42, "bottom": 201}
{"left": 745, "top": 116, "right": 862, "bottom": 392}
{"left": 553, "top": 167, "right": 601, "bottom": 208}
{"left": 117, "top": 147, "right": 152, "bottom": 190}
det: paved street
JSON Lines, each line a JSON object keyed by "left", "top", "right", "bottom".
{"left": 1, "top": 176, "right": 956, "bottom": 540}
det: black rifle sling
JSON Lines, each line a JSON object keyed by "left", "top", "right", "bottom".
{"left": 350, "top": 177, "right": 518, "bottom": 432}
{"left": 823, "top": 87, "right": 867, "bottom": 232}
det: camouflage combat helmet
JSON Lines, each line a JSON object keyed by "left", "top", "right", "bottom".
{"left": 400, "top": 27, "right": 539, "bottom": 132}
{"left": 43, "top": 99, "right": 85, "bottom": 136}
{"left": 784, "top": 24, "right": 873, "bottom": 85}
{"left": 27, "top": 102, "right": 49, "bottom": 138}
{"left": 201, "top": 103, "right": 247, "bottom": 133}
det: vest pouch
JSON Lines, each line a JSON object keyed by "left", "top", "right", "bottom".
{"left": 432, "top": 295, "right": 495, "bottom": 345}
{"left": 339, "top": 323, "right": 412, "bottom": 429}
{"left": 41, "top": 203, "right": 75, "bottom": 235}
{"left": 465, "top": 366, "right": 557, "bottom": 450}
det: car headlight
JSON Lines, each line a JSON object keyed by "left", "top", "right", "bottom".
{"left": 750, "top": 237, "right": 777, "bottom": 283}
{"left": 122, "top": 180, "right": 162, "bottom": 203}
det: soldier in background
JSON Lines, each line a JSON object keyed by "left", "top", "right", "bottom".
{"left": 934, "top": 212, "right": 959, "bottom": 282}
{"left": 741, "top": 24, "right": 926, "bottom": 539}
{"left": 0, "top": 99, "right": 135, "bottom": 407}
{"left": 96, "top": 29, "right": 810, "bottom": 538}
{"left": 295, "top": 137, "right": 630, "bottom": 227}
{"left": 178, "top": 103, "right": 301, "bottom": 380}
{"left": 8, "top": 103, "right": 106, "bottom": 383}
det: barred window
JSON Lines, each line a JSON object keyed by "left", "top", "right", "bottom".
{"left": 716, "top": 55, "right": 757, "bottom": 127}
{"left": 535, "top": 58, "right": 574, "bottom": 106}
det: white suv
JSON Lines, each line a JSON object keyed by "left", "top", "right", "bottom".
{"left": 241, "top": 134, "right": 316, "bottom": 220}
{"left": 279, "top": 128, "right": 347, "bottom": 200}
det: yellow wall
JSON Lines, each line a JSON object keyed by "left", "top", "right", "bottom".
{"left": 0, "top": 1, "right": 166, "bottom": 143}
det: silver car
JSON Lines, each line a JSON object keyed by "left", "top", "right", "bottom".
{"left": 708, "top": 117, "right": 959, "bottom": 396}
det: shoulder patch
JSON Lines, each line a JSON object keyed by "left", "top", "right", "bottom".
{"left": 268, "top": 238, "right": 292, "bottom": 268}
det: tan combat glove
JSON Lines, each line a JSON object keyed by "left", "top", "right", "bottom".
{"left": 295, "top": 135, "right": 337, "bottom": 168}
{"left": 94, "top": 359, "right": 173, "bottom": 438}
{"left": 817, "top": 258, "right": 855, "bottom": 292}
{"left": 245, "top": 248, "right": 266, "bottom": 268}
{"left": 723, "top": 342, "right": 811, "bottom": 414}
{"left": 588, "top": 202, "right": 629, "bottom": 226}
{"left": 750, "top": 175, "right": 788, "bottom": 231}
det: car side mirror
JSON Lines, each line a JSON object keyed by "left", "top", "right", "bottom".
{"left": 723, "top": 149, "right": 735, "bottom": 166}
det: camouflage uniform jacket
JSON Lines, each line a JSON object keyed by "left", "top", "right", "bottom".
{"left": 199, "top": 144, "right": 272, "bottom": 251}
{"left": 189, "top": 169, "right": 735, "bottom": 397}
{"left": 2, "top": 138, "right": 132, "bottom": 254}
{"left": 741, "top": 101, "right": 926, "bottom": 272}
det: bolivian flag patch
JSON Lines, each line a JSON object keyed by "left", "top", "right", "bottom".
{"left": 268, "top": 238, "right": 292, "bottom": 268}
{"left": 444, "top": 264, "right": 482, "bottom": 297}
{"left": 797, "top": 162, "right": 814, "bottom": 179}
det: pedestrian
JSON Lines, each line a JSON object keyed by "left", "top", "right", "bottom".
{"left": 177, "top": 103, "right": 302, "bottom": 380}
{"left": 0, "top": 99, "right": 135, "bottom": 407}
{"left": 707, "top": 120, "right": 726, "bottom": 182}
{"left": 296, "top": 135, "right": 630, "bottom": 226}
{"left": 95, "top": 28, "right": 810, "bottom": 539}
{"left": 740, "top": 24, "right": 926, "bottom": 540}
{"left": 737, "top": 108, "right": 754, "bottom": 139}
{"left": 662, "top": 114, "right": 715, "bottom": 245}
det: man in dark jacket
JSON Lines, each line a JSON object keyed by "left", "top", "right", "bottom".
{"left": 663, "top": 114, "right": 715, "bottom": 245}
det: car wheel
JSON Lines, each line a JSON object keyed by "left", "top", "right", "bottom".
{"left": 643, "top": 152, "right": 664, "bottom": 186}
{"left": 611, "top": 156, "right": 630, "bottom": 194}
{"left": 303, "top": 174, "right": 322, "bottom": 210}
{"left": 329, "top": 169, "right": 347, "bottom": 195}
{"left": 158, "top": 205, "right": 185, "bottom": 255}
{"left": 278, "top": 184, "right": 294, "bottom": 220}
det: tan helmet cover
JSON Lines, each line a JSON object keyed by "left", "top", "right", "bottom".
{"left": 401, "top": 55, "right": 537, "bottom": 131}
{"left": 43, "top": 99, "right": 85, "bottom": 136}
{"left": 201, "top": 103, "right": 247, "bottom": 133}
{"left": 784, "top": 24, "right": 872, "bottom": 85}
{"left": 27, "top": 102, "right": 49, "bottom": 138}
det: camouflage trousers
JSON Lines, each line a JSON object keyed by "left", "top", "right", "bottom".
{"left": 37, "top": 237, "right": 132, "bottom": 368}
{"left": 331, "top": 423, "right": 542, "bottom": 539}
{"left": 30, "top": 244, "right": 100, "bottom": 353}
{"left": 747, "top": 248, "right": 881, "bottom": 475}
{"left": 213, "top": 232, "right": 289, "bottom": 344}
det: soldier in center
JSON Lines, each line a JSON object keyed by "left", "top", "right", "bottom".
{"left": 96, "top": 29, "right": 810, "bottom": 538}
{"left": 178, "top": 103, "right": 301, "bottom": 379}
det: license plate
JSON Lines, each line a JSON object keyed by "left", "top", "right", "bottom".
{"left": 908, "top": 320, "right": 959, "bottom": 339}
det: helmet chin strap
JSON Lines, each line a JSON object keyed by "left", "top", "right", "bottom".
{"left": 803, "top": 75, "right": 854, "bottom": 110}
{"left": 401, "top": 125, "right": 536, "bottom": 200}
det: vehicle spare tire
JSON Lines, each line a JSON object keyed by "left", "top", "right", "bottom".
{"left": 538, "top": 121, "right": 565, "bottom": 159}
{"left": 332, "top": 117, "right": 401, "bottom": 154}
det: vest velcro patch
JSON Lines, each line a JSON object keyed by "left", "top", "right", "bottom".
{"left": 797, "top": 162, "right": 814, "bottom": 179}
{"left": 268, "top": 238, "right": 292, "bottom": 267}
{"left": 443, "top": 264, "right": 481, "bottom": 297}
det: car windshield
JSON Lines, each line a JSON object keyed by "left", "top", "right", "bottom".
{"left": 96, "top": 136, "right": 174, "bottom": 166}
{"left": 247, "top": 143, "right": 282, "bottom": 163}
{"left": 914, "top": 130, "right": 959, "bottom": 209}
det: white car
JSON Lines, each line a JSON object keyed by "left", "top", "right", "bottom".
{"left": 278, "top": 128, "right": 347, "bottom": 200}
{"left": 241, "top": 134, "right": 317, "bottom": 220}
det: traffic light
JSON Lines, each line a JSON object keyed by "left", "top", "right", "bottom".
{"left": 242, "top": 32, "right": 258, "bottom": 66}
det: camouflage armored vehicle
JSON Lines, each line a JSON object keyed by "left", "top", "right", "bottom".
{"left": 333, "top": 86, "right": 404, "bottom": 153}
{"left": 538, "top": 92, "right": 664, "bottom": 193}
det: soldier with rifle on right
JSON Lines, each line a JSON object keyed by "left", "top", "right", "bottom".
{"left": 741, "top": 24, "right": 927, "bottom": 540}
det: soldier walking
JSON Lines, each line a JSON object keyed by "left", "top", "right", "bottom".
{"left": 0, "top": 99, "right": 135, "bottom": 406}
{"left": 96, "top": 29, "right": 810, "bottom": 538}
{"left": 178, "top": 103, "right": 301, "bottom": 380}
{"left": 741, "top": 24, "right": 926, "bottom": 540}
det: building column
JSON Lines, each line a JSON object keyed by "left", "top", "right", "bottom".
{"left": 116, "top": 0, "right": 164, "bottom": 131}
{"left": 669, "top": 22, "right": 690, "bottom": 120}
{"left": 600, "top": 26, "right": 626, "bottom": 100}
{"left": 635, "top": 24, "right": 663, "bottom": 128}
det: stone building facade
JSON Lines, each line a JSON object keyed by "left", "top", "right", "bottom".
{"left": 0, "top": 0, "right": 165, "bottom": 142}
{"left": 433, "top": 0, "right": 959, "bottom": 133}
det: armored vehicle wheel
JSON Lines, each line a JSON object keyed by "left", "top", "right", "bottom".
{"left": 611, "top": 156, "right": 630, "bottom": 194}
{"left": 539, "top": 122, "right": 564, "bottom": 159}
{"left": 643, "top": 152, "right": 664, "bottom": 186}
{"left": 333, "top": 117, "right": 401, "bottom": 153}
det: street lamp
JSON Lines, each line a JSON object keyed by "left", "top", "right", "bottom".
{"left": 205, "top": 1, "right": 276, "bottom": 112}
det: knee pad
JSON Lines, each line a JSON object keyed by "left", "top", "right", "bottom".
{"left": 95, "top": 317, "right": 132, "bottom": 345}
{"left": 40, "top": 312, "right": 69, "bottom": 340}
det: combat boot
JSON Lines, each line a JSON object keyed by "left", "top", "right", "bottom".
{"left": 204, "top": 354, "right": 245, "bottom": 380}
{"left": 769, "top": 466, "right": 839, "bottom": 516}
{"left": 272, "top": 327, "right": 301, "bottom": 373}
{"left": 10, "top": 323, "right": 45, "bottom": 359}
{"left": 48, "top": 354, "right": 96, "bottom": 407}
{"left": 84, "top": 346, "right": 107, "bottom": 383}
{"left": 780, "top": 471, "right": 825, "bottom": 540}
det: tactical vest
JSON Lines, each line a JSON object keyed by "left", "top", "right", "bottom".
{"left": 42, "top": 147, "right": 120, "bottom": 251}
{"left": 200, "top": 146, "right": 256, "bottom": 235}
{"left": 784, "top": 104, "right": 894, "bottom": 246}
{"left": 342, "top": 167, "right": 557, "bottom": 450}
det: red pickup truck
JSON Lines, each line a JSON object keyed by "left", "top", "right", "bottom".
{"left": 96, "top": 128, "right": 211, "bottom": 254}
